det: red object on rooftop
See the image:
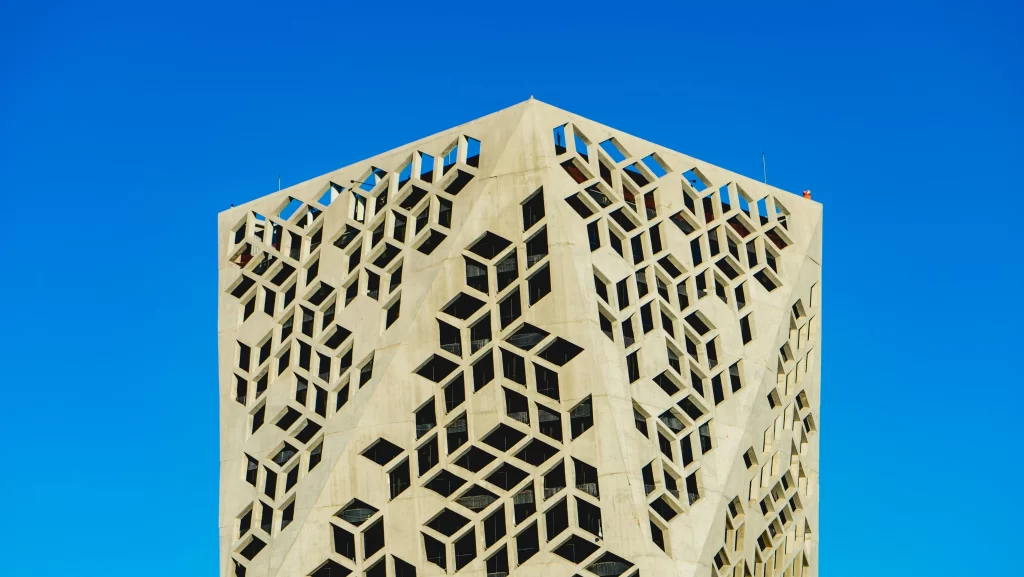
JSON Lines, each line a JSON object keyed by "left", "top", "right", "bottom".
{"left": 802, "top": 190, "right": 812, "bottom": 199}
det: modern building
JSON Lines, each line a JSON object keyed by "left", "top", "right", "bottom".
{"left": 218, "top": 99, "right": 821, "bottom": 577}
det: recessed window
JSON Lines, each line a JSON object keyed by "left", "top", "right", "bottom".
{"left": 466, "top": 257, "right": 488, "bottom": 293}
{"left": 626, "top": 352, "right": 640, "bottom": 382}
{"left": 499, "top": 289, "right": 521, "bottom": 328}
{"left": 389, "top": 459, "right": 411, "bottom": 500}
{"left": 385, "top": 298, "right": 401, "bottom": 328}
{"left": 472, "top": 350, "right": 495, "bottom": 391}
{"left": 424, "top": 534, "right": 446, "bottom": 570}
{"left": 496, "top": 249, "right": 518, "bottom": 291}
{"left": 522, "top": 189, "right": 545, "bottom": 231}
{"left": 535, "top": 363, "right": 559, "bottom": 400}
{"left": 525, "top": 228, "right": 548, "bottom": 268}
{"left": 570, "top": 396, "right": 593, "bottom": 439}
{"left": 516, "top": 523, "right": 539, "bottom": 565}
{"left": 740, "top": 314, "right": 753, "bottom": 343}
{"left": 502, "top": 349, "right": 526, "bottom": 385}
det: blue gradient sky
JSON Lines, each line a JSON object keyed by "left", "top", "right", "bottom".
{"left": 1, "top": 1, "right": 1021, "bottom": 575}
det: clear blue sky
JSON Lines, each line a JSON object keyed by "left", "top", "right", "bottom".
{"left": 1, "top": 0, "right": 1020, "bottom": 575}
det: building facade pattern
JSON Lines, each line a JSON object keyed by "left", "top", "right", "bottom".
{"left": 218, "top": 100, "right": 822, "bottom": 577}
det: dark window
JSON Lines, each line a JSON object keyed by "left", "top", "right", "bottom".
{"left": 473, "top": 350, "right": 495, "bottom": 390}
{"left": 631, "top": 234, "right": 645, "bottom": 264}
{"left": 424, "top": 534, "right": 446, "bottom": 570}
{"left": 622, "top": 316, "right": 635, "bottom": 347}
{"left": 439, "top": 320, "right": 462, "bottom": 357}
{"left": 538, "top": 404, "right": 562, "bottom": 441}
{"left": 454, "top": 528, "right": 477, "bottom": 571}
{"left": 389, "top": 266, "right": 401, "bottom": 293}
{"left": 616, "top": 279, "right": 629, "bottom": 309}
{"left": 251, "top": 404, "right": 264, "bottom": 433}
{"left": 245, "top": 455, "right": 258, "bottom": 486}
{"left": 238, "top": 343, "right": 251, "bottom": 372}
{"left": 626, "top": 352, "right": 640, "bottom": 382}
{"left": 386, "top": 298, "right": 401, "bottom": 328}
{"left": 438, "top": 198, "right": 453, "bottom": 228}
{"left": 360, "top": 355, "right": 374, "bottom": 386}
{"left": 712, "top": 374, "right": 725, "bottom": 404}
{"left": 416, "top": 401, "right": 436, "bottom": 439}
{"left": 729, "top": 363, "right": 742, "bottom": 392}
{"left": 335, "top": 384, "right": 350, "bottom": 411}
{"left": 390, "top": 459, "right": 411, "bottom": 499}
{"left": 502, "top": 349, "right": 526, "bottom": 385}
{"left": 599, "top": 311, "right": 614, "bottom": 341}
{"left": 306, "top": 442, "right": 321, "bottom": 470}
{"left": 574, "top": 459, "right": 600, "bottom": 498}
{"left": 466, "top": 257, "right": 488, "bottom": 293}
{"left": 486, "top": 547, "right": 509, "bottom": 577}
{"left": 513, "top": 486, "right": 536, "bottom": 524}
{"left": 594, "top": 275, "right": 608, "bottom": 302}
{"left": 393, "top": 213, "right": 407, "bottom": 242}
{"left": 651, "top": 520, "right": 666, "bottom": 551}
{"left": 576, "top": 498, "right": 602, "bottom": 537}
{"left": 525, "top": 228, "right": 548, "bottom": 268}
{"left": 484, "top": 507, "right": 506, "bottom": 547}
{"left": 609, "top": 231, "right": 623, "bottom": 256}
{"left": 469, "top": 232, "right": 512, "bottom": 260}
{"left": 394, "top": 557, "right": 416, "bottom": 577}
{"left": 634, "top": 408, "right": 648, "bottom": 437}
{"left": 418, "top": 436, "right": 439, "bottom": 476}
{"left": 444, "top": 374, "right": 466, "bottom": 413}
{"left": 545, "top": 499, "right": 569, "bottom": 541}
{"left": 522, "top": 189, "right": 545, "bottom": 231}
{"left": 527, "top": 266, "right": 551, "bottom": 304}
{"left": 690, "top": 237, "right": 703, "bottom": 266}
{"left": 686, "top": 473, "right": 700, "bottom": 504}
{"left": 535, "top": 364, "right": 559, "bottom": 400}
{"left": 570, "top": 397, "right": 593, "bottom": 439}
{"left": 641, "top": 303, "right": 654, "bottom": 333}
{"left": 447, "top": 414, "right": 468, "bottom": 453}
{"left": 699, "top": 423, "right": 713, "bottom": 453}
{"left": 516, "top": 524, "right": 539, "bottom": 565}
{"left": 636, "top": 268, "right": 648, "bottom": 297}
{"left": 281, "top": 500, "right": 294, "bottom": 530}
{"left": 499, "top": 289, "right": 521, "bottom": 328}
{"left": 681, "top": 434, "right": 694, "bottom": 465}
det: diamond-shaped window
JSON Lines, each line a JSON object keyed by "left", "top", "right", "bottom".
{"left": 514, "top": 439, "right": 559, "bottom": 467}
{"left": 468, "top": 232, "right": 512, "bottom": 260}
{"left": 336, "top": 499, "right": 378, "bottom": 526}
{"left": 453, "top": 446, "right": 497, "bottom": 473}
{"left": 311, "top": 559, "right": 351, "bottom": 577}
{"left": 505, "top": 323, "right": 549, "bottom": 351}
{"left": 454, "top": 485, "right": 499, "bottom": 512}
{"left": 443, "top": 293, "right": 486, "bottom": 320}
{"left": 482, "top": 423, "right": 527, "bottom": 452}
{"left": 538, "top": 337, "right": 584, "bottom": 366}
{"left": 361, "top": 438, "right": 403, "bottom": 466}
{"left": 486, "top": 462, "right": 529, "bottom": 491}
{"left": 426, "top": 507, "right": 470, "bottom": 537}
{"left": 425, "top": 469, "right": 467, "bottom": 497}
{"left": 417, "top": 354, "right": 459, "bottom": 383}
{"left": 553, "top": 534, "right": 599, "bottom": 563}
{"left": 586, "top": 553, "right": 634, "bottom": 577}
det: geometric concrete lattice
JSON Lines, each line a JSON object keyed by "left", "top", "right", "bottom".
{"left": 218, "top": 99, "right": 821, "bottom": 577}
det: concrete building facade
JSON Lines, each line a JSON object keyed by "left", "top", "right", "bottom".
{"left": 217, "top": 100, "right": 822, "bottom": 577}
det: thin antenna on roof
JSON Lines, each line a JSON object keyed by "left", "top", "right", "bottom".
{"left": 762, "top": 152, "right": 767, "bottom": 184}
{"left": 278, "top": 175, "right": 281, "bottom": 191}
